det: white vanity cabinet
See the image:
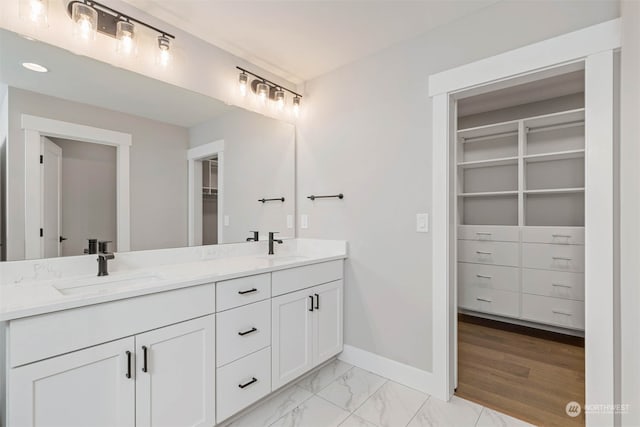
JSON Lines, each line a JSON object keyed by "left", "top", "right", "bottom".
{"left": 271, "top": 261, "right": 344, "bottom": 390}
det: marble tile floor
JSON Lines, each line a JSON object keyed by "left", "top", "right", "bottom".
{"left": 226, "top": 360, "right": 537, "bottom": 427}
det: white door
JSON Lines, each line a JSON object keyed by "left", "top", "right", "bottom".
{"left": 313, "top": 280, "right": 344, "bottom": 364}
{"left": 135, "top": 315, "right": 215, "bottom": 427}
{"left": 41, "top": 137, "right": 62, "bottom": 258}
{"left": 272, "top": 287, "right": 314, "bottom": 389}
{"left": 9, "top": 337, "right": 135, "bottom": 427}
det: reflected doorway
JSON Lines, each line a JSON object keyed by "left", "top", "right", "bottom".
{"left": 202, "top": 156, "right": 218, "bottom": 245}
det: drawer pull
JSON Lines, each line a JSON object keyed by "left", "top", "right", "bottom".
{"left": 309, "top": 295, "right": 314, "bottom": 312}
{"left": 141, "top": 345, "right": 148, "bottom": 373}
{"left": 552, "top": 310, "right": 572, "bottom": 316}
{"left": 552, "top": 283, "right": 572, "bottom": 289}
{"left": 476, "top": 274, "right": 492, "bottom": 279}
{"left": 238, "top": 327, "right": 258, "bottom": 336}
{"left": 476, "top": 297, "right": 492, "bottom": 303}
{"left": 239, "top": 377, "right": 258, "bottom": 389}
{"left": 552, "top": 256, "right": 572, "bottom": 261}
{"left": 552, "top": 234, "right": 571, "bottom": 238}
{"left": 476, "top": 251, "right": 492, "bottom": 255}
{"left": 125, "top": 351, "right": 132, "bottom": 379}
{"left": 476, "top": 232, "right": 492, "bottom": 235}
{"left": 238, "top": 288, "right": 258, "bottom": 295}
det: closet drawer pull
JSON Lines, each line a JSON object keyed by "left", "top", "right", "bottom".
{"left": 238, "top": 327, "right": 258, "bottom": 336}
{"left": 552, "top": 256, "right": 572, "bottom": 261}
{"left": 552, "top": 234, "right": 571, "bottom": 238}
{"left": 552, "top": 310, "right": 572, "bottom": 316}
{"left": 238, "top": 377, "right": 258, "bottom": 389}
{"left": 238, "top": 288, "right": 258, "bottom": 295}
{"left": 476, "top": 274, "right": 492, "bottom": 279}
{"left": 476, "top": 297, "right": 492, "bottom": 303}
{"left": 551, "top": 283, "right": 572, "bottom": 288}
{"left": 476, "top": 251, "right": 492, "bottom": 255}
{"left": 475, "top": 232, "right": 492, "bottom": 236}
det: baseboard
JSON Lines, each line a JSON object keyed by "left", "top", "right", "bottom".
{"left": 338, "top": 345, "right": 435, "bottom": 395}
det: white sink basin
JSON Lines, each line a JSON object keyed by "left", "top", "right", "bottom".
{"left": 258, "top": 255, "right": 309, "bottom": 262}
{"left": 54, "top": 272, "right": 162, "bottom": 296}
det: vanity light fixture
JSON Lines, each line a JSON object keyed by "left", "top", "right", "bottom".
{"left": 19, "top": 0, "right": 48, "bottom": 27}
{"left": 236, "top": 67, "right": 303, "bottom": 115}
{"left": 157, "top": 35, "right": 171, "bottom": 67}
{"left": 71, "top": 2, "right": 98, "bottom": 41}
{"left": 116, "top": 20, "right": 137, "bottom": 56}
{"left": 22, "top": 62, "right": 48, "bottom": 73}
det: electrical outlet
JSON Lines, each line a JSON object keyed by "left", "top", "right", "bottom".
{"left": 301, "top": 214, "right": 309, "bottom": 229}
{"left": 416, "top": 213, "right": 429, "bottom": 233}
{"left": 224, "top": 215, "right": 230, "bottom": 226}
{"left": 287, "top": 215, "right": 294, "bottom": 229}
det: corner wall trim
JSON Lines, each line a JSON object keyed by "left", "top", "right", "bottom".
{"left": 338, "top": 345, "right": 435, "bottom": 396}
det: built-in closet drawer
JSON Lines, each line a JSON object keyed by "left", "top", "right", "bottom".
{"left": 522, "top": 268, "right": 584, "bottom": 301}
{"left": 217, "top": 273, "right": 271, "bottom": 312}
{"left": 522, "top": 227, "right": 585, "bottom": 245}
{"left": 522, "top": 294, "right": 585, "bottom": 330}
{"left": 216, "top": 299, "right": 271, "bottom": 367}
{"left": 457, "top": 262, "right": 519, "bottom": 293}
{"left": 458, "top": 225, "right": 520, "bottom": 243}
{"left": 458, "top": 287, "right": 519, "bottom": 318}
{"left": 216, "top": 346, "right": 271, "bottom": 423}
{"left": 272, "top": 260, "right": 343, "bottom": 296}
{"left": 522, "top": 243, "right": 584, "bottom": 273}
{"left": 457, "top": 240, "right": 519, "bottom": 267}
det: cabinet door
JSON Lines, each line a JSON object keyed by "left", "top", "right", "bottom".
{"left": 272, "top": 288, "right": 314, "bottom": 389}
{"left": 135, "top": 315, "right": 215, "bottom": 427}
{"left": 313, "top": 280, "right": 344, "bottom": 364}
{"left": 9, "top": 337, "right": 135, "bottom": 427}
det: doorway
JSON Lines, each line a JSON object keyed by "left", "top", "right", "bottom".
{"left": 202, "top": 156, "right": 219, "bottom": 245}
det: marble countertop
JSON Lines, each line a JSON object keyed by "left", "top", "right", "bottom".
{"left": 0, "top": 239, "right": 347, "bottom": 322}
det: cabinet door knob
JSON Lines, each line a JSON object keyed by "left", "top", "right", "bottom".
{"left": 238, "top": 327, "right": 258, "bottom": 336}
{"left": 238, "top": 288, "right": 258, "bottom": 295}
{"left": 125, "top": 351, "right": 132, "bottom": 379}
{"left": 239, "top": 377, "right": 258, "bottom": 389}
{"left": 141, "top": 346, "right": 148, "bottom": 373}
{"left": 309, "top": 295, "right": 314, "bottom": 312}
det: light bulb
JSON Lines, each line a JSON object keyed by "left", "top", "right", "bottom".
{"left": 157, "top": 35, "right": 171, "bottom": 67}
{"left": 257, "top": 82, "right": 269, "bottom": 106}
{"left": 238, "top": 72, "right": 248, "bottom": 97}
{"left": 19, "top": 0, "right": 48, "bottom": 26}
{"left": 72, "top": 3, "right": 97, "bottom": 42}
{"left": 116, "top": 21, "right": 137, "bottom": 56}
{"left": 274, "top": 89, "right": 285, "bottom": 111}
{"left": 292, "top": 96, "right": 301, "bottom": 117}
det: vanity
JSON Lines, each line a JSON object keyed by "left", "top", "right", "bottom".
{"left": 0, "top": 239, "right": 346, "bottom": 427}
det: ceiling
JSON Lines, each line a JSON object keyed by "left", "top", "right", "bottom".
{"left": 0, "top": 29, "right": 234, "bottom": 128}
{"left": 122, "top": 0, "right": 499, "bottom": 83}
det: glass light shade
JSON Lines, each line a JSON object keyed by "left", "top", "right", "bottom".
{"left": 19, "top": 0, "right": 48, "bottom": 27}
{"left": 72, "top": 3, "right": 98, "bottom": 42}
{"left": 116, "top": 21, "right": 137, "bottom": 56}
{"left": 238, "top": 72, "right": 248, "bottom": 96}
{"left": 157, "top": 35, "right": 171, "bottom": 67}
{"left": 256, "top": 82, "right": 269, "bottom": 106}
{"left": 292, "top": 96, "right": 301, "bottom": 117}
{"left": 274, "top": 89, "right": 285, "bottom": 111}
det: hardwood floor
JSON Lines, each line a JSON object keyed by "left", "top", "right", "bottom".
{"left": 455, "top": 314, "right": 585, "bottom": 427}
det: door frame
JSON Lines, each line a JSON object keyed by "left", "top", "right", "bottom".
{"left": 22, "top": 114, "right": 132, "bottom": 258}
{"left": 428, "top": 18, "right": 620, "bottom": 427}
{"left": 187, "top": 140, "right": 224, "bottom": 246}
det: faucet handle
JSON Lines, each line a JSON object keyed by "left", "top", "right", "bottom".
{"left": 98, "top": 241, "right": 112, "bottom": 253}
{"left": 247, "top": 231, "right": 259, "bottom": 242}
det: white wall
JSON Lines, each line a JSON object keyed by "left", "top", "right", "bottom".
{"left": 6, "top": 88, "right": 189, "bottom": 259}
{"left": 52, "top": 138, "right": 117, "bottom": 257}
{"left": 297, "top": 1, "right": 619, "bottom": 372}
{"left": 190, "top": 109, "right": 295, "bottom": 243}
{"left": 620, "top": 1, "right": 640, "bottom": 424}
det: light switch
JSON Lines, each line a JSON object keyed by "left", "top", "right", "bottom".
{"left": 416, "top": 213, "right": 429, "bottom": 233}
{"left": 224, "top": 215, "right": 230, "bottom": 226}
{"left": 301, "top": 214, "right": 309, "bottom": 229}
{"left": 286, "top": 215, "right": 294, "bottom": 229}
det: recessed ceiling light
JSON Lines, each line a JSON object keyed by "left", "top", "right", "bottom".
{"left": 22, "top": 62, "right": 48, "bottom": 73}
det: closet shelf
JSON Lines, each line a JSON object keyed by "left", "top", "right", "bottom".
{"left": 458, "top": 121, "right": 519, "bottom": 143}
{"left": 457, "top": 156, "right": 519, "bottom": 169}
{"left": 524, "top": 149, "right": 585, "bottom": 163}
{"left": 459, "top": 191, "right": 518, "bottom": 197}
{"left": 524, "top": 187, "right": 584, "bottom": 195}
{"left": 522, "top": 108, "right": 585, "bottom": 130}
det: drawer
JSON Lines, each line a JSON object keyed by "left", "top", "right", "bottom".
{"left": 522, "top": 268, "right": 584, "bottom": 301}
{"left": 216, "top": 299, "right": 271, "bottom": 367}
{"left": 458, "top": 263, "right": 519, "bottom": 293}
{"left": 522, "top": 294, "right": 584, "bottom": 330}
{"left": 217, "top": 273, "right": 271, "bottom": 312}
{"left": 458, "top": 225, "right": 520, "bottom": 242}
{"left": 457, "top": 240, "right": 519, "bottom": 267}
{"left": 458, "top": 287, "right": 519, "bottom": 318}
{"left": 522, "top": 227, "right": 584, "bottom": 245}
{"left": 272, "top": 260, "right": 343, "bottom": 296}
{"left": 216, "top": 346, "right": 271, "bottom": 423}
{"left": 522, "top": 243, "right": 584, "bottom": 273}
{"left": 9, "top": 284, "right": 215, "bottom": 368}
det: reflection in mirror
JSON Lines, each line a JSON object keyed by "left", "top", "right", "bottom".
{"left": 0, "top": 28, "right": 295, "bottom": 262}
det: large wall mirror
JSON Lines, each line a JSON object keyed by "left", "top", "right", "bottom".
{"left": 0, "top": 28, "right": 295, "bottom": 262}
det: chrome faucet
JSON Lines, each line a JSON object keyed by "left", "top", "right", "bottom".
{"left": 97, "top": 241, "right": 115, "bottom": 276}
{"left": 268, "top": 232, "right": 283, "bottom": 255}
{"left": 246, "top": 231, "right": 259, "bottom": 242}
